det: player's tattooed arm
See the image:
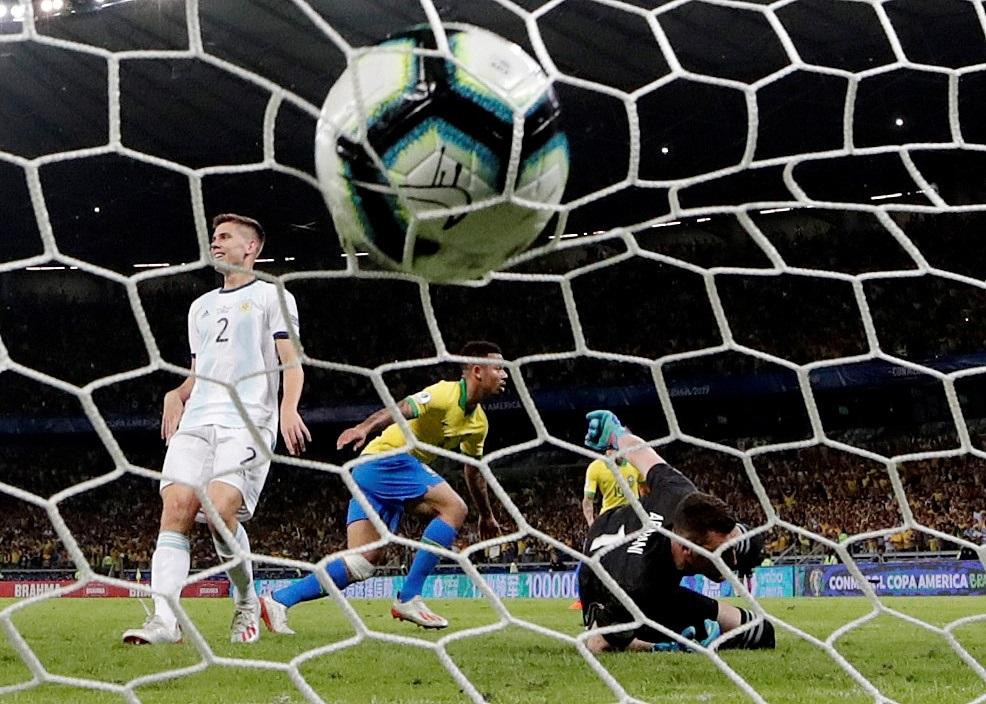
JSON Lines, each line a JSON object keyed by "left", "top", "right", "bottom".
{"left": 582, "top": 494, "right": 596, "bottom": 526}
{"left": 336, "top": 399, "right": 415, "bottom": 451}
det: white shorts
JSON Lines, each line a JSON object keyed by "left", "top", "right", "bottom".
{"left": 161, "top": 425, "right": 274, "bottom": 523}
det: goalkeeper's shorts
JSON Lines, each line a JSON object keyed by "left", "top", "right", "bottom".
{"left": 582, "top": 583, "right": 719, "bottom": 651}
{"left": 346, "top": 452, "right": 445, "bottom": 532}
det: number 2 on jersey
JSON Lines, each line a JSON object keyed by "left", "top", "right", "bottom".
{"left": 216, "top": 317, "right": 230, "bottom": 343}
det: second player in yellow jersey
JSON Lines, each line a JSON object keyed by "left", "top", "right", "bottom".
{"left": 582, "top": 453, "right": 644, "bottom": 525}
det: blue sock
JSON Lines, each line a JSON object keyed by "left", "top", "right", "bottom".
{"left": 272, "top": 559, "right": 351, "bottom": 608}
{"left": 399, "top": 518, "right": 457, "bottom": 603}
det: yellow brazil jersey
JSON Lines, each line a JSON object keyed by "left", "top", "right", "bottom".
{"left": 583, "top": 459, "right": 644, "bottom": 514}
{"left": 363, "top": 379, "right": 488, "bottom": 464}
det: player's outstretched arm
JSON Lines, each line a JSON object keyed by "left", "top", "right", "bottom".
{"left": 336, "top": 399, "right": 415, "bottom": 452}
{"left": 463, "top": 465, "right": 500, "bottom": 540}
{"left": 581, "top": 495, "right": 595, "bottom": 526}
{"left": 613, "top": 433, "right": 664, "bottom": 481}
{"left": 582, "top": 464, "right": 598, "bottom": 525}
{"left": 584, "top": 410, "right": 664, "bottom": 479}
{"left": 161, "top": 360, "right": 196, "bottom": 444}
{"left": 275, "top": 338, "right": 311, "bottom": 456}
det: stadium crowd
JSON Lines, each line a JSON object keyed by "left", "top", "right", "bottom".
{"left": 1, "top": 432, "right": 985, "bottom": 575}
{"left": 2, "top": 210, "right": 986, "bottom": 575}
{"left": 3, "top": 209, "right": 986, "bottom": 411}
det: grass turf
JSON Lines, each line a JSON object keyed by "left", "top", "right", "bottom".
{"left": 0, "top": 596, "right": 985, "bottom": 703}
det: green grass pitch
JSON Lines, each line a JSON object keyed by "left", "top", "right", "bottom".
{"left": 1, "top": 596, "right": 985, "bottom": 703}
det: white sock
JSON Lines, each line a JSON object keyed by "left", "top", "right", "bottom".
{"left": 213, "top": 523, "right": 256, "bottom": 607}
{"left": 151, "top": 531, "right": 190, "bottom": 630}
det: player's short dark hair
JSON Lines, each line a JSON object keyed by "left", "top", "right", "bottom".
{"left": 673, "top": 492, "right": 736, "bottom": 545}
{"left": 458, "top": 341, "right": 501, "bottom": 369}
{"left": 212, "top": 213, "right": 266, "bottom": 244}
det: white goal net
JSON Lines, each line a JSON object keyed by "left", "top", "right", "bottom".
{"left": 2, "top": 0, "right": 986, "bottom": 703}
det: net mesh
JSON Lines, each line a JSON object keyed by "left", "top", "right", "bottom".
{"left": 2, "top": 0, "right": 986, "bottom": 702}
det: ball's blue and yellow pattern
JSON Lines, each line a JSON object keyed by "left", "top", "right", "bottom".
{"left": 316, "top": 25, "right": 570, "bottom": 282}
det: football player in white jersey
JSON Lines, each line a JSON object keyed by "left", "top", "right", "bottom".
{"left": 123, "top": 213, "right": 310, "bottom": 645}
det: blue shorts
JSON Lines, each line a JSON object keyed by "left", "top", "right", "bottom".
{"left": 346, "top": 453, "right": 445, "bottom": 532}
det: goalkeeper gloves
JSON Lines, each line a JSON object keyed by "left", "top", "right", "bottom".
{"left": 651, "top": 619, "right": 722, "bottom": 653}
{"left": 584, "top": 410, "right": 628, "bottom": 451}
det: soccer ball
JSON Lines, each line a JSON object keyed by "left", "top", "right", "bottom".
{"left": 315, "top": 24, "right": 570, "bottom": 283}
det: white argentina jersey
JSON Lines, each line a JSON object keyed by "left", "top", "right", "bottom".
{"left": 179, "top": 279, "right": 299, "bottom": 434}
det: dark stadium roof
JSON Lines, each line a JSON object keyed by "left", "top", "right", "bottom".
{"left": 2, "top": 0, "right": 985, "bottom": 273}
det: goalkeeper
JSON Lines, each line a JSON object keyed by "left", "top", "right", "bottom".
{"left": 579, "top": 410, "right": 775, "bottom": 654}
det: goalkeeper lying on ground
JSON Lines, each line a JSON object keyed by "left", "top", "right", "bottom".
{"left": 579, "top": 410, "right": 776, "bottom": 654}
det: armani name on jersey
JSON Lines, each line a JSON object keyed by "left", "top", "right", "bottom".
{"left": 581, "top": 463, "right": 698, "bottom": 600}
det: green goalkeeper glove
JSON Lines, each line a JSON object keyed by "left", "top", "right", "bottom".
{"left": 584, "top": 410, "right": 628, "bottom": 451}
{"left": 651, "top": 619, "right": 722, "bottom": 653}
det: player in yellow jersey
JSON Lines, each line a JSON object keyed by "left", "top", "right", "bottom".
{"left": 260, "top": 341, "right": 507, "bottom": 633}
{"left": 570, "top": 451, "right": 645, "bottom": 609}
{"left": 582, "top": 451, "right": 645, "bottom": 526}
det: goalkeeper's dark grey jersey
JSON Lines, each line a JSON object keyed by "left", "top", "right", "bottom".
{"left": 579, "top": 462, "right": 698, "bottom": 603}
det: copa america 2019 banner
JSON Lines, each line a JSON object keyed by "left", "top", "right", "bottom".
{"left": 253, "top": 561, "right": 986, "bottom": 602}
{"left": 797, "top": 560, "right": 986, "bottom": 597}
{"left": 258, "top": 571, "right": 582, "bottom": 601}
{"left": 259, "top": 567, "right": 798, "bottom": 601}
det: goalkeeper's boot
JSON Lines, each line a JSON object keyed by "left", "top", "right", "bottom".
{"left": 259, "top": 595, "right": 296, "bottom": 635}
{"left": 230, "top": 600, "right": 261, "bottom": 643}
{"left": 390, "top": 596, "right": 449, "bottom": 629}
{"left": 122, "top": 614, "right": 182, "bottom": 645}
